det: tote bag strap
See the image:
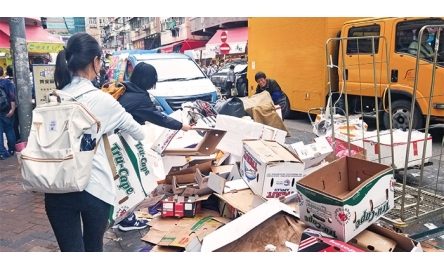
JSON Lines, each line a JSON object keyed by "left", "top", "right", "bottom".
{"left": 103, "top": 134, "right": 118, "bottom": 180}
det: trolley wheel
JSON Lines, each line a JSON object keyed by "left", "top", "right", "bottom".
{"left": 393, "top": 226, "right": 403, "bottom": 233}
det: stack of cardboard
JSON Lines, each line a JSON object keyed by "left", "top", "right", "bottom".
{"left": 110, "top": 110, "right": 424, "bottom": 252}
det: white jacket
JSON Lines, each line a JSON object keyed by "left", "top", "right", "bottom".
{"left": 62, "top": 76, "right": 145, "bottom": 206}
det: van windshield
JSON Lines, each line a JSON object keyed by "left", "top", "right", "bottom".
{"left": 141, "top": 58, "right": 206, "bottom": 82}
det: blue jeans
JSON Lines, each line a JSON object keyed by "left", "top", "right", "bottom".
{"left": 44, "top": 191, "right": 111, "bottom": 252}
{"left": 0, "top": 112, "right": 16, "bottom": 156}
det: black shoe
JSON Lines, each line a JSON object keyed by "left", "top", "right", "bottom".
{"left": 0, "top": 154, "right": 10, "bottom": 160}
{"left": 8, "top": 150, "right": 15, "bottom": 156}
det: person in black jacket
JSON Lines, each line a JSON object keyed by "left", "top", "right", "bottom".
{"left": 119, "top": 62, "right": 191, "bottom": 131}
{"left": 115, "top": 62, "right": 191, "bottom": 231}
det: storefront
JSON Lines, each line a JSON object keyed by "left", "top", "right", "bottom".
{"left": 0, "top": 21, "right": 64, "bottom": 69}
{"left": 205, "top": 27, "right": 248, "bottom": 61}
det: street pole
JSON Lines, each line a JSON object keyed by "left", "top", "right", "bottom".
{"left": 8, "top": 17, "right": 32, "bottom": 142}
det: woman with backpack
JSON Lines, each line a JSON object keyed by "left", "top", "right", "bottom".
{"left": 102, "top": 62, "right": 191, "bottom": 231}
{"left": 47, "top": 32, "right": 145, "bottom": 252}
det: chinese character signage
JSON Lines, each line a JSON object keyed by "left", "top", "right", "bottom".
{"left": 32, "top": 64, "right": 56, "bottom": 106}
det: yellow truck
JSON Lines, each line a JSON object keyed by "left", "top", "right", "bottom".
{"left": 247, "top": 17, "right": 444, "bottom": 130}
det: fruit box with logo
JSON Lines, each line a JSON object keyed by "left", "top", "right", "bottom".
{"left": 296, "top": 156, "right": 395, "bottom": 242}
{"left": 108, "top": 131, "right": 159, "bottom": 227}
{"left": 240, "top": 139, "right": 305, "bottom": 200}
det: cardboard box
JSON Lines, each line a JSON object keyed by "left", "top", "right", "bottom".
{"left": 296, "top": 156, "right": 395, "bottom": 242}
{"left": 215, "top": 114, "right": 287, "bottom": 159}
{"left": 298, "top": 228, "right": 363, "bottom": 252}
{"left": 142, "top": 210, "right": 230, "bottom": 249}
{"left": 289, "top": 137, "right": 333, "bottom": 169}
{"left": 200, "top": 199, "right": 307, "bottom": 252}
{"left": 161, "top": 194, "right": 210, "bottom": 218}
{"left": 352, "top": 129, "right": 432, "bottom": 169}
{"left": 153, "top": 127, "right": 227, "bottom": 156}
{"left": 350, "top": 223, "right": 423, "bottom": 252}
{"left": 107, "top": 131, "right": 159, "bottom": 226}
{"left": 240, "top": 139, "right": 305, "bottom": 199}
{"left": 347, "top": 229, "right": 397, "bottom": 252}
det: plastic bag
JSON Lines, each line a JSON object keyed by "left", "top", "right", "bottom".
{"left": 214, "top": 97, "right": 247, "bottom": 118}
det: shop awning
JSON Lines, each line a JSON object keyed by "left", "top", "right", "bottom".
{"left": 0, "top": 21, "right": 64, "bottom": 53}
{"left": 205, "top": 27, "right": 248, "bottom": 55}
{"left": 159, "top": 39, "right": 208, "bottom": 53}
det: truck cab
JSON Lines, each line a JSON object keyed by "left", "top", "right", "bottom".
{"left": 108, "top": 50, "right": 218, "bottom": 115}
{"left": 338, "top": 17, "right": 444, "bottom": 130}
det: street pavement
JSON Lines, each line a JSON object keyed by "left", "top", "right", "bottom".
{"left": 1, "top": 112, "right": 443, "bottom": 252}
{"left": 0, "top": 155, "right": 153, "bottom": 252}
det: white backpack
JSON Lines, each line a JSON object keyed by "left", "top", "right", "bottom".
{"left": 20, "top": 85, "right": 103, "bottom": 193}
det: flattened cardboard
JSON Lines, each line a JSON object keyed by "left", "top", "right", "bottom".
{"left": 347, "top": 229, "right": 397, "bottom": 252}
{"left": 296, "top": 156, "right": 395, "bottom": 242}
{"left": 201, "top": 199, "right": 302, "bottom": 252}
{"left": 142, "top": 209, "right": 230, "bottom": 249}
{"left": 215, "top": 114, "right": 287, "bottom": 158}
{"left": 214, "top": 188, "right": 261, "bottom": 215}
{"left": 290, "top": 137, "right": 333, "bottom": 169}
{"left": 162, "top": 128, "right": 227, "bottom": 156}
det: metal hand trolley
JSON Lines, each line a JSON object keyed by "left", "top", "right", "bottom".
{"left": 311, "top": 26, "right": 444, "bottom": 249}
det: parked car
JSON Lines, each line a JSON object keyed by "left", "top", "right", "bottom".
{"left": 108, "top": 50, "right": 218, "bottom": 114}
{"left": 210, "top": 59, "right": 248, "bottom": 97}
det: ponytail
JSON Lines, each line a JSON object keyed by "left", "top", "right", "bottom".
{"left": 54, "top": 49, "right": 72, "bottom": 90}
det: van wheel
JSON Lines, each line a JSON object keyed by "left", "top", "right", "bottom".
{"left": 383, "top": 99, "right": 423, "bottom": 131}
{"left": 236, "top": 80, "right": 247, "bottom": 97}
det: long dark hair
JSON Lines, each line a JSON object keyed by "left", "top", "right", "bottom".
{"left": 129, "top": 62, "right": 158, "bottom": 90}
{"left": 54, "top": 32, "right": 102, "bottom": 90}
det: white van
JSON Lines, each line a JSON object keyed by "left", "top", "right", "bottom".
{"left": 108, "top": 50, "right": 217, "bottom": 114}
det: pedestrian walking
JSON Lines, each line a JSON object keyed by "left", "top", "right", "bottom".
{"left": 0, "top": 66, "right": 16, "bottom": 160}
{"left": 5, "top": 65, "right": 20, "bottom": 143}
{"left": 45, "top": 32, "right": 145, "bottom": 252}
{"left": 224, "top": 65, "right": 235, "bottom": 98}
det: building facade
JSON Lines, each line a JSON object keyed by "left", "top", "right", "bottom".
{"left": 46, "top": 17, "right": 85, "bottom": 36}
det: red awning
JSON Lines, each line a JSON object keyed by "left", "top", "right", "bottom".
{"left": 0, "top": 21, "right": 64, "bottom": 53}
{"left": 206, "top": 27, "right": 248, "bottom": 46}
{"left": 0, "top": 31, "right": 9, "bottom": 48}
{"left": 0, "top": 22, "right": 63, "bottom": 43}
{"left": 159, "top": 39, "right": 208, "bottom": 53}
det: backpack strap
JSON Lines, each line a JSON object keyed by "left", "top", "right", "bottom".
{"left": 71, "top": 83, "right": 99, "bottom": 100}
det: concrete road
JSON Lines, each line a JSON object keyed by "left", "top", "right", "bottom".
{"left": 283, "top": 111, "right": 444, "bottom": 248}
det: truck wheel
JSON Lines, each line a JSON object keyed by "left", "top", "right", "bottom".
{"left": 383, "top": 99, "right": 423, "bottom": 131}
